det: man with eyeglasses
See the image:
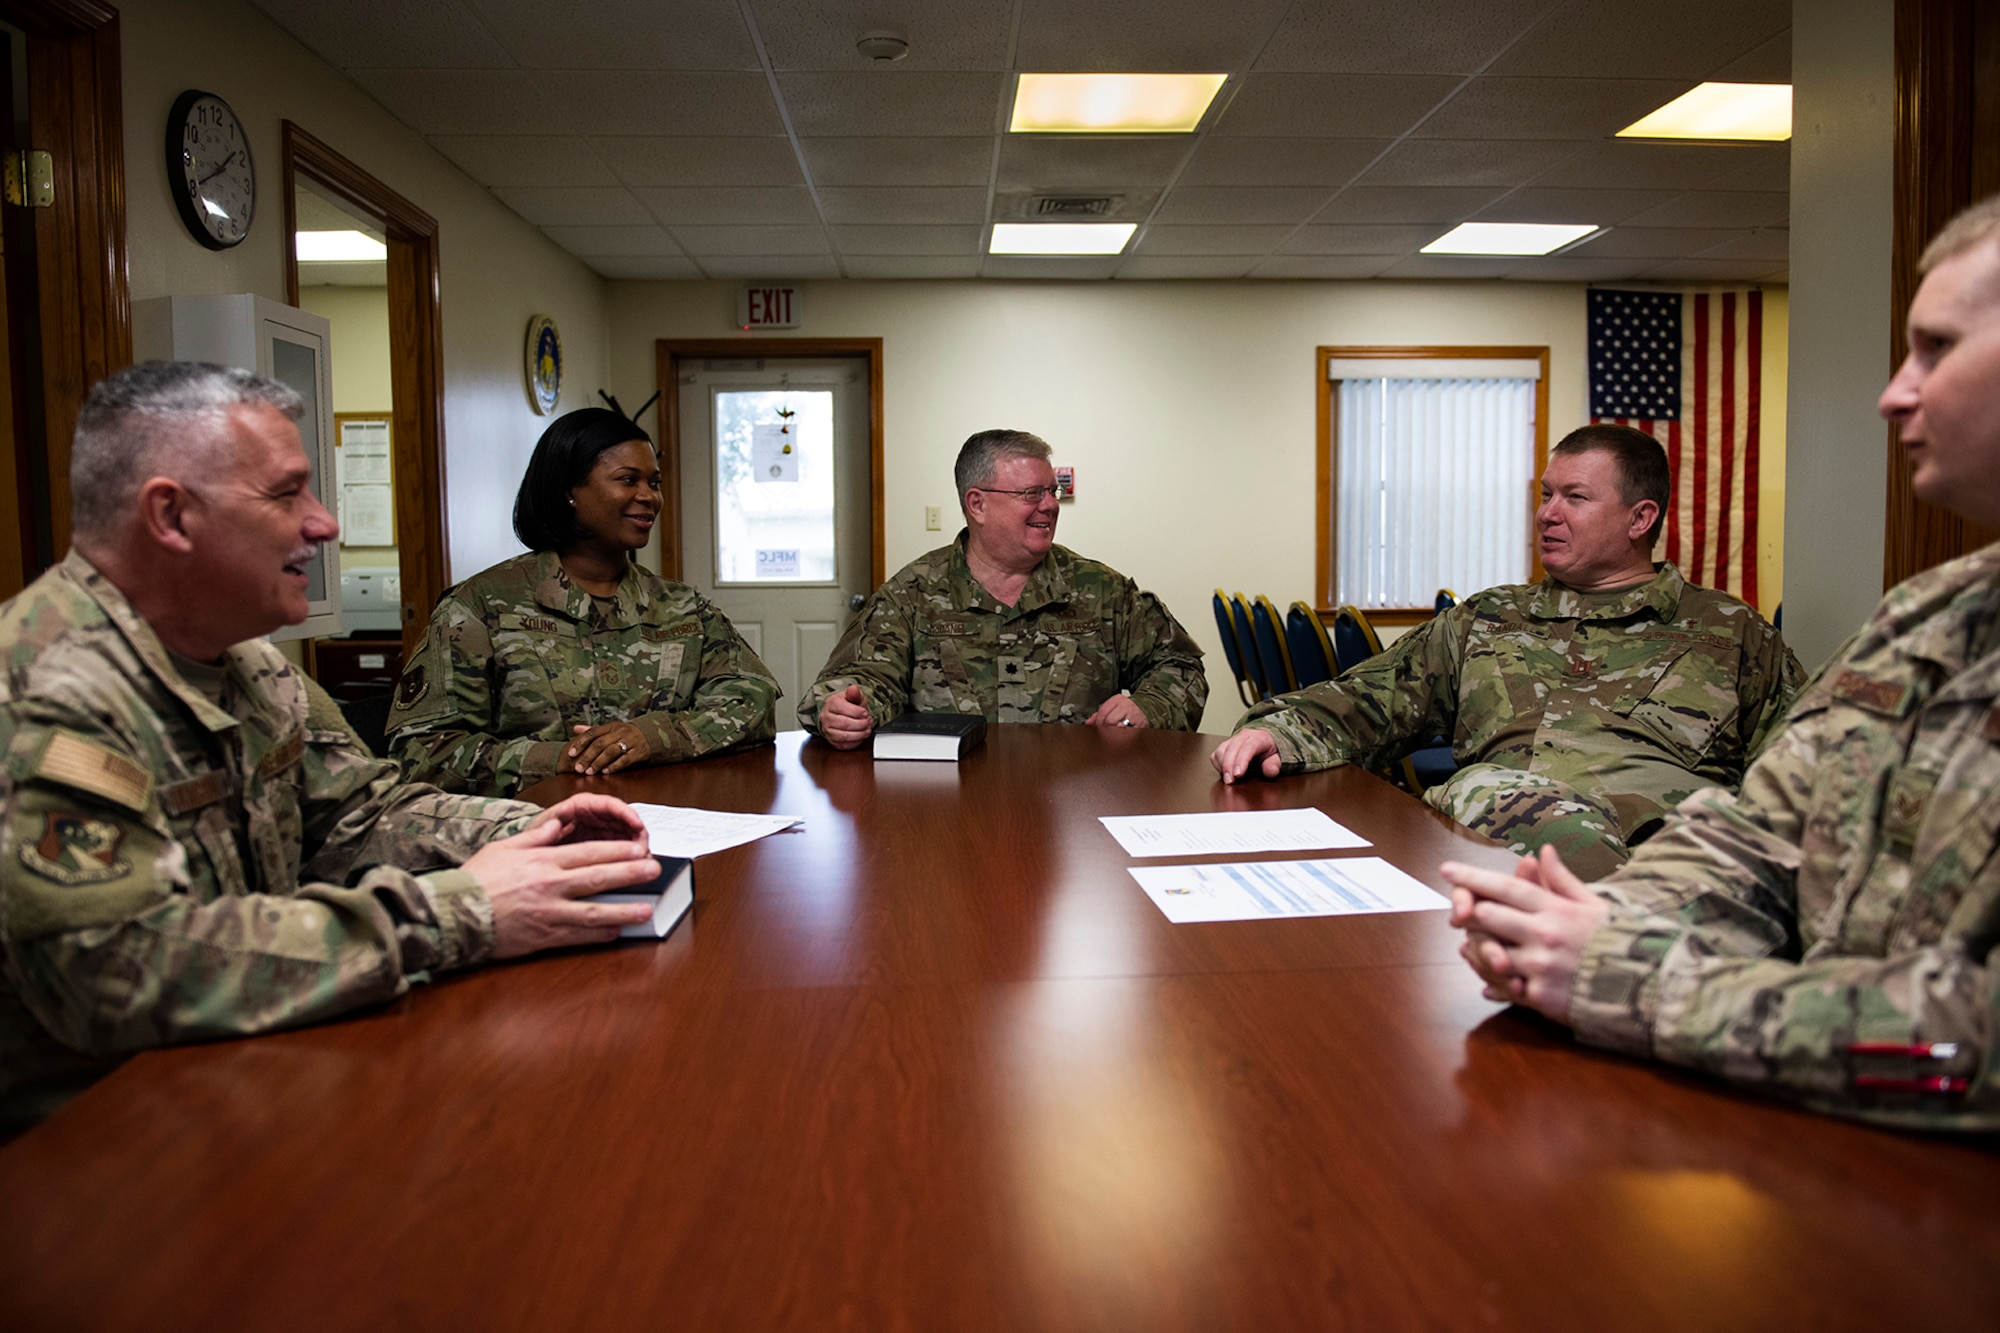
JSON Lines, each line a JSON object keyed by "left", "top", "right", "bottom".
{"left": 800, "top": 429, "right": 1207, "bottom": 746}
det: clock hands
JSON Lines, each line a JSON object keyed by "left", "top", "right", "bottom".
{"left": 197, "top": 150, "right": 242, "bottom": 186}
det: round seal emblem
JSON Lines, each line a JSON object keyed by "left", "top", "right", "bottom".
{"left": 525, "top": 314, "right": 562, "bottom": 415}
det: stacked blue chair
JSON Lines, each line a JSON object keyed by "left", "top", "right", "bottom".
{"left": 1251, "top": 595, "right": 1298, "bottom": 696}
{"left": 1434, "top": 587, "right": 1459, "bottom": 616}
{"left": 1228, "top": 593, "right": 1272, "bottom": 700}
{"left": 1284, "top": 602, "right": 1334, "bottom": 688}
{"left": 1212, "top": 588, "right": 1258, "bottom": 707}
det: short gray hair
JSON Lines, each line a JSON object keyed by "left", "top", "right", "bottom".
{"left": 71, "top": 360, "right": 304, "bottom": 542}
{"left": 953, "top": 429, "right": 1051, "bottom": 507}
{"left": 1921, "top": 193, "right": 2000, "bottom": 273}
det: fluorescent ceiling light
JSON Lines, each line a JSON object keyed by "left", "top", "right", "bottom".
{"left": 1422, "top": 222, "right": 1599, "bottom": 256}
{"left": 296, "top": 230, "right": 387, "bottom": 262}
{"left": 1010, "top": 73, "right": 1227, "bottom": 133}
{"left": 990, "top": 223, "right": 1137, "bottom": 256}
{"left": 1617, "top": 82, "right": 1792, "bottom": 141}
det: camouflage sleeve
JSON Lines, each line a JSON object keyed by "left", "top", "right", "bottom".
{"left": 1566, "top": 724, "right": 1999, "bottom": 1130}
{"left": 1, "top": 706, "right": 526, "bottom": 1060}
{"left": 797, "top": 584, "right": 915, "bottom": 734}
{"left": 1233, "top": 611, "right": 1463, "bottom": 772}
{"left": 1738, "top": 616, "right": 1809, "bottom": 760}
{"left": 387, "top": 594, "right": 565, "bottom": 796}
{"left": 627, "top": 596, "right": 779, "bottom": 761}
{"left": 1111, "top": 586, "right": 1208, "bottom": 731}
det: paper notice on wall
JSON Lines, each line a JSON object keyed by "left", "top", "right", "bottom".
{"left": 341, "top": 483, "right": 395, "bottom": 546}
{"left": 751, "top": 423, "right": 799, "bottom": 482}
{"left": 338, "top": 419, "right": 392, "bottom": 485}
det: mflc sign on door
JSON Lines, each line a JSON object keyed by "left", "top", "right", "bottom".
{"left": 738, "top": 285, "right": 803, "bottom": 330}
{"left": 756, "top": 548, "right": 801, "bottom": 579}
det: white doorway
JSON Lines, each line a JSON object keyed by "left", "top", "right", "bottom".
{"left": 676, "top": 354, "right": 873, "bottom": 728}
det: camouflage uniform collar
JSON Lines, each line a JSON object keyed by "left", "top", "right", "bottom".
{"left": 60, "top": 549, "right": 241, "bottom": 734}
{"left": 531, "top": 550, "right": 649, "bottom": 624}
{"left": 1527, "top": 562, "right": 1683, "bottom": 622}
{"left": 948, "top": 531, "right": 1076, "bottom": 614}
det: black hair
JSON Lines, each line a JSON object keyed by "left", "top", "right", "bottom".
{"left": 1550, "top": 422, "right": 1671, "bottom": 548}
{"left": 512, "top": 408, "right": 655, "bottom": 552}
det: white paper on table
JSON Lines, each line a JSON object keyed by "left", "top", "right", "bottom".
{"left": 631, "top": 803, "right": 803, "bottom": 858}
{"left": 1098, "top": 807, "right": 1368, "bottom": 858}
{"left": 751, "top": 423, "right": 799, "bottom": 482}
{"left": 1130, "top": 857, "right": 1447, "bottom": 924}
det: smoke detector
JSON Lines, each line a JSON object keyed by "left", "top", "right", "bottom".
{"left": 856, "top": 32, "right": 909, "bottom": 63}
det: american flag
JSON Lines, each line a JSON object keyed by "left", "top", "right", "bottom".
{"left": 1587, "top": 288, "right": 1762, "bottom": 604}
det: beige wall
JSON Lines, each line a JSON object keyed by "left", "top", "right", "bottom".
{"left": 609, "top": 278, "right": 1791, "bottom": 735}
{"left": 122, "top": 0, "right": 609, "bottom": 584}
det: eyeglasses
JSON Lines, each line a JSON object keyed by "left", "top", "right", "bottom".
{"left": 973, "top": 485, "right": 1063, "bottom": 503}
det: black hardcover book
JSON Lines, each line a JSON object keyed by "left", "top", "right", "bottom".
{"left": 587, "top": 855, "right": 695, "bottom": 939}
{"left": 872, "top": 711, "right": 988, "bottom": 761}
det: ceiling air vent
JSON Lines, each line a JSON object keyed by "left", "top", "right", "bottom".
{"left": 1033, "top": 195, "right": 1118, "bottom": 217}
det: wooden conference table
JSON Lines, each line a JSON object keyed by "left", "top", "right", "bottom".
{"left": 3, "top": 727, "right": 1998, "bottom": 1331}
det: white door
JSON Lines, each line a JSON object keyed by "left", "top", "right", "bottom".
{"left": 678, "top": 356, "right": 872, "bottom": 729}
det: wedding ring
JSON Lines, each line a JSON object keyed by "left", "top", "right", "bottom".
{"left": 618, "top": 741, "right": 629, "bottom": 752}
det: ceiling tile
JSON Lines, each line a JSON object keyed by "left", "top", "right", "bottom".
{"left": 997, "top": 138, "right": 1194, "bottom": 190}
{"left": 533, "top": 71, "right": 785, "bottom": 136}
{"left": 842, "top": 256, "right": 985, "bottom": 278}
{"left": 466, "top": 0, "right": 757, "bottom": 69}
{"left": 1619, "top": 191, "right": 1788, "bottom": 228}
{"left": 1715, "top": 28, "right": 1791, "bottom": 82}
{"left": 1153, "top": 186, "right": 1333, "bottom": 224}
{"left": 350, "top": 69, "right": 555, "bottom": 136}
{"left": 817, "top": 187, "right": 989, "bottom": 224}
{"left": 491, "top": 186, "right": 653, "bottom": 226}
{"left": 1357, "top": 139, "right": 1582, "bottom": 189}
{"left": 1635, "top": 257, "right": 1787, "bottom": 282}
{"left": 980, "top": 256, "right": 1124, "bottom": 280}
{"left": 750, "top": 0, "right": 1014, "bottom": 71}
{"left": 1570, "top": 226, "right": 1746, "bottom": 258}
{"left": 594, "top": 137, "right": 806, "bottom": 188}
{"left": 798, "top": 137, "right": 994, "bottom": 187}
{"left": 669, "top": 224, "right": 832, "bottom": 256}
{"left": 1502, "top": 256, "right": 1654, "bottom": 282}
{"left": 1215, "top": 73, "right": 1464, "bottom": 139}
{"left": 1469, "top": 187, "right": 1680, "bottom": 225}
{"left": 1532, "top": 140, "right": 1767, "bottom": 190}
{"left": 1414, "top": 77, "right": 1696, "bottom": 141}
{"left": 1012, "top": 0, "right": 1295, "bottom": 72}
{"left": 1491, "top": 0, "right": 1791, "bottom": 80}
{"left": 1117, "top": 256, "right": 1261, "bottom": 278}
{"left": 541, "top": 224, "right": 684, "bottom": 256}
{"left": 831, "top": 225, "right": 983, "bottom": 255}
{"left": 580, "top": 255, "right": 708, "bottom": 280}
{"left": 634, "top": 187, "right": 821, "bottom": 225}
{"left": 248, "top": 0, "right": 511, "bottom": 69}
{"left": 777, "top": 71, "right": 1007, "bottom": 137}
{"left": 697, "top": 255, "right": 846, "bottom": 279}
{"left": 1693, "top": 228, "right": 1789, "bottom": 260}
{"left": 1178, "top": 137, "right": 1387, "bottom": 187}
{"left": 1702, "top": 144, "right": 1790, "bottom": 193}
{"left": 1134, "top": 225, "right": 1297, "bottom": 255}
{"left": 1253, "top": 0, "right": 1560, "bottom": 74}
{"left": 1378, "top": 254, "right": 1522, "bottom": 278}
{"left": 1313, "top": 186, "right": 1505, "bottom": 223}
{"left": 1248, "top": 255, "right": 1399, "bottom": 278}
{"left": 428, "top": 136, "right": 620, "bottom": 188}
{"left": 1282, "top": 224, "right": 1441, "bottom": 255}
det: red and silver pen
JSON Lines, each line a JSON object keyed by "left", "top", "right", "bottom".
{"left": 1844, "top": 1041, "right": 1960, "bottom": 1059}
{"left": 1853, "top": 1074, "right": 1970, "bottom": 1094}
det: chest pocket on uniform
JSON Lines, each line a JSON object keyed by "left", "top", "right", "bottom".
{"left": 913, "top": 616, "right": 980, "bottom": 712}
{"left": 1598, "top": 633, "right": 1740, "bottom": 764}
{"left": 640, "top": 620, "right": 701, "bottom": 708}
{"left": 1038, "top": 617, "right": 1113, "bottom": 722}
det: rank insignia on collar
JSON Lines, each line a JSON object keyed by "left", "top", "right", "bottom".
{"left": 396, "top": 665, "right": 428, "bottom": 710}
{"left": 19, "top": 810, "right": 131, "bottom": 885}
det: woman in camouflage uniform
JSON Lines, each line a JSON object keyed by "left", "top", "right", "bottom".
{"left": 385, "top": 410, "right": 779, "bottom": 796}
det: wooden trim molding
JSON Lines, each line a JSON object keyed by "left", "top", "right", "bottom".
{"left": 1315, "top": 345, "right": 1551, "bottom": 617}
{"left": 1885, "top": 0, "right": 2000, "bottom": 587}
{"left": 655, "top": 338, "right": 885, "bottom": 587}
{"left": 281, "top": 121, "right": 449, "bottom": 656}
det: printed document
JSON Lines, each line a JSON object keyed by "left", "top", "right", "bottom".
{"left": 1098, "top": 807, "right": 1368, "bottom": 858}
{"left": 1130, "top": 857, "right": 1447, "bottom": 924}
{"left": 632, "top": 804, "right": 803, "bottom": 859}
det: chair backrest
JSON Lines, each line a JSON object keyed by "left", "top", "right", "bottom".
{"left": 1330, "top": 604, "right": 1385, "bottom": 673}
{"left": 1228, "top": 592, "right": 1272, "bottom": 699}
{"left": 1251, "top": 595, "right": 1297, "bottom": 695}
{"left": 1212, "top": 588, "right": 1257, "bottom": 708}
{"left": 1433, "top": 588, "right": 1459, "bottom": 616}
{"left": 1284, "top": 602, "right": 1333, "bottom": 687}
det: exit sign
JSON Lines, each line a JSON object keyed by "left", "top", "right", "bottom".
{"left": 738, "top": 285, "right": 803, "bottom": 329}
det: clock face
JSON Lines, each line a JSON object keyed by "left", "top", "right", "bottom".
{"left": 168, "top": 90, "right": 255, "bottom": 250}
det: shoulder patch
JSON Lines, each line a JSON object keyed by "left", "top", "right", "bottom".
{"left": 18, "top": 809, "right": 131, "bottom": 885}
{"left": 1831, "top": 669, "right": 1913, "bottom": 717}
{"left": 33, "top": 730, "right": 153, "bottom": 812}
{"left": 396, "top": 664, "right": 429, "bottom": 711}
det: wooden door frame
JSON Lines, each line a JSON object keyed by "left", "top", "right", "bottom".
{"left": 655, "top": 338, "right": 885, "bottom": 587}
{"left": 281, "top": 120, "right": 448, "bottom": 656}
{"left": 0, "top": 0, "right": 128, "bottom": 573}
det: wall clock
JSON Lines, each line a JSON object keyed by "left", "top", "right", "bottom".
{"left": 526, "top": 314, "right": 562, "bottom": 415}
{"left": 167, "top": 89, "right": 255, "bottom": 251}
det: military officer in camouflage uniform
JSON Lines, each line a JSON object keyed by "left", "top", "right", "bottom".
{"left": 0, "top": 363, "right": 660, "bottom": 1131}
{"left": 1443, "top": 195, "right": 2000, "bottom": 1129}
{"left": 1213, "top": 424, "right": 1802, "bottom": 878}
{"left": 389, "top": 409, "right": 778, "bottom": 796}
{"left": 800, "top": 429, "right": 1207, "bottom": 747}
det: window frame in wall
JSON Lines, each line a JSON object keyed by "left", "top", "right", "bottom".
{"left": 1317, "top": 345, "right": 1550, "bottom": 624}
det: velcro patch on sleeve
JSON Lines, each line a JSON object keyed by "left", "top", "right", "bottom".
{"left": 257, "top": 728, "right": 305, "bottom": 778}
{"left": 32, "top": 730, "right": 153, "bottom": 813}
{"left": 1831, "top": 669, "right": 1913, "bottom": 717}
{"left": 5, "top": 789, "right": 169, "bottom": 938}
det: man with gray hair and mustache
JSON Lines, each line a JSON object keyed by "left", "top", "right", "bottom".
{"left": 0, "top": 360, "right": 661, "bottom": 1133}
